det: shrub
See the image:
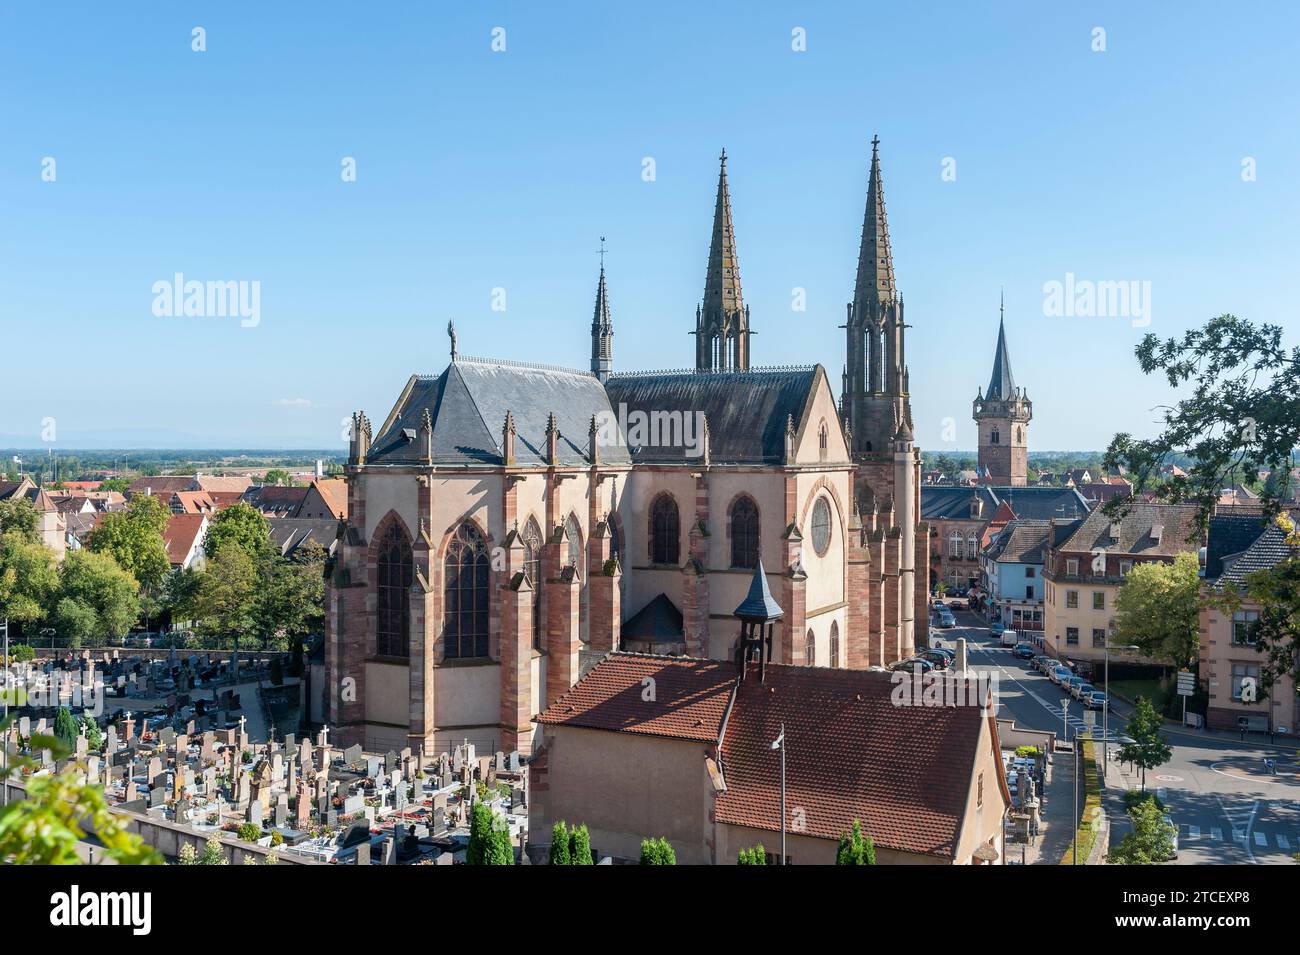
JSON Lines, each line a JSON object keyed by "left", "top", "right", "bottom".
{"left": 237, "top": 822, "right": 262, "bottom": 842}
{"left": 639, "top": 837, "right": 676, "bottom": 865}
{"left": 836, "top": 819, "right": 876, "bottom": 865}
{"left": 737, "top": 845, "right": 767, "bottom": 865}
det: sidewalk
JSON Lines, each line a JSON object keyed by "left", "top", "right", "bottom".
{"left": 1106, "top": 692, "right": 1300, "bottom": 754}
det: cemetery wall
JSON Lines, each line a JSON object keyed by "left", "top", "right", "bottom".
{"left": 1, "top": 779, "right": 320, "bottom": 866}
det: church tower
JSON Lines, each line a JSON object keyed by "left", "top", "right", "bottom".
{"left": 841, "top": 136, "right": 910, "bottom": 454}
{"left": 694, "top": 149, "right": 751, "bottom": 371}
{"left": 590, "top": 251, "right": 613, "bottom": 383}
{"left": 841, "top": 137, "right": 922, "bottom": 665}
{"left": 973, "top": 296, "right": 1032, "bottom": 486}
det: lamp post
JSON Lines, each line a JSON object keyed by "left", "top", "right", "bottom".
{"left": 1102, "top": 639, "right": 1140, "bottom": 777}
{"left": 771, "top": 723, "right": 786, "bottom": 865}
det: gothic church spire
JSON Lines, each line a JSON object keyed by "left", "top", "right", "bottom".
{"left": 695, "top": 149, "right": 750, "bottom": 371}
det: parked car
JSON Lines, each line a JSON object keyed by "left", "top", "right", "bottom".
{"left": 1084, "top": 691, "right": 1108, "bottom": 711}
{"left": 1000, "top": 629, "right": 1019, "bottom": 648}
{"left": 1050, "top": 667, "right": 1072, "bottom": 685}
{"left": 1013, "top": 643, "right": 1035, "bottom": 660}
{"left": 1063, "top": 676, "right": 1085, "bottom": 695}
{"left": 990, "top": 622, "right": 1006, "bottom": 637}
{"left": 1071, "top": 682, "right": 1096, "bottom": 701}
{"left": 889, "top": 657, "right": 934, "bottom": 674}
{"left": 920, "top": 649, "right": 951, "bottom": 669}
{"left": 1033, "top": 656, "right": 1052, "bottom": 672}
{"left": 927, "top": 646, "right": 956, "bottom": 663}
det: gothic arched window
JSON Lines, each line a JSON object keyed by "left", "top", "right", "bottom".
{"left": 522, "top": 517, "right": 543, "bottom": 651}
{"left": 829, "top": 621, "right": 840, "bottom": 668}
{"left": 649, "top": 494, "right": 680, "bottom": 565}
{"left": 729, "top": 495, "right": 760, "bottom": 569}
{"left": 818, "top": 420, "right": 829, "bottom": 461}
{"left": 990, "top": 428, "right": 1001, "bottom": 445}
{"left": 376, "top": 521, "right": 412, "bottom": 658}
{"left": 805, "top": 629, "right": 816, "bottom": 667}
{"left": 443, "top": 522, "right": 490, "bottom": 659}
{"left": 565, "top": 513, "right": 582, "bottom": 577}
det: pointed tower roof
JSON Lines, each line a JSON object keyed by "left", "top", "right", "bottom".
{"left": 734, "top": 560, "right": 784, "bottom": 621}
{"left": 853, "top": 136, "right": 896, "bottom": 309}
{"left": 986, "top": 298, "right": 1017, "bottom": 400}
{"left": 703, "top": 148, "right": 744, "bottom": 319}
{"left": 592, "top": 266, "right": 611, "bottom": 331}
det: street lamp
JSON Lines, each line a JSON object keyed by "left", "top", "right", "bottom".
{"left": 771, "top": 723, "right": 786, "bottom": 865}
{"left": 1103, "top": 638, "right": 1140, "bottom": 777}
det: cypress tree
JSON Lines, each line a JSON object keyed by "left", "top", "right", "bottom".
{"left": 548, "top": 821, "right": 571, "bottom": 864}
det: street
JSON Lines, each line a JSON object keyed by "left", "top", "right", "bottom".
{"left": 930, "top": 602, "right": 1300, "bottom": 865}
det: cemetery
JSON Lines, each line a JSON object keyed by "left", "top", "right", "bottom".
{"left": 1, "top": 649, "right": 530, "bottom": 865}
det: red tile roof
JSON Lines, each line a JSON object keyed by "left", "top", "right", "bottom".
{"left": 714, "top": 665, "right": 988, "bottom": 858}
{"left": 312, "top": 479, "right": 348, "bottom": 519}
{"left": 127, "top": 476, "right": 196, "bottom": 498}
{"left": 535, "top": 653, "right": 735, "bottom": 742}
{"left": 538, "top": 654, "right": 1001, "bottom": 860}
{"left": 164, "top": 514, "right": 207, "bottom": 566}
{"left": 195, "top": 475, "right": 253, "bottom": 494}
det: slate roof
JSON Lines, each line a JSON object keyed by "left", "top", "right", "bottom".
{"left": 267, "top": 517, "right": 339, "bottom": 559}
{"left": 536, "top": 654, "right": 1001, "bottom": 860}
{"left": 242, "top": 484, "right": 309, "bottom": 516}
{"left": 715, "top": 665, "right": 992, "bottom": 858}
{"left": 1056, "top": 503, "right": 1202, "bottom": 556}
{"left": 368, "top": 358, "right": 629, "bottom": 467}
{"left": 920, "top": 485, "right": 1089, "bottom": 523}
{"left": 734, "top": 561, "right": 784, "bottom": 620}
{"left": 985, "top": 316, "right": 1017, "bottom": 400}
{"left": 535, "top": 653, "right": 735, "bottom": 742}
{"left": 621, "top": 594, "right": 685, "bottom": 641}
{"left": 985, "top": 520, "right": 1052, "bottom": 564}
{"left": 1205, "top": 512, "right": 1296, "bottom": 586}
{"left": 603, "top": 366, "right": 819, "bottom": 464}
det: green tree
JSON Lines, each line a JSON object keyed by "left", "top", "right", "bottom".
{"left": 86, "top": 494, "right": 170, "bottom": 593}
{"left": 0, "top": 530, "right": 59, "bottom": 626}
{"left": 569, "top": 823, "right": 593, "bottom": 865}
{"left": 1113, "top": 552, "right": 1202, "bottom": 671}
{"left": 1109, "top": 795, "right": 1176, "bottom": 865}
{"left": 638, "top": 837, "right": 676, "bottom": 865}
{"left": 466, "top": 803, "right": 512, "bottom": 865}
{"left": 836, "top": 819, "right": 876, "bottom": 865}
{"left": 190, "top": 545, "right": 258, "bottom": 644}
{"left": 78, "top": 716, "right": 103, "bottom": 750}
{"left": 252, "top": 554, "right": 325, "bottom": 649}
{"left": 0, "top": 725, "right": 162, "bottom": 864}
{"left": 202, "top": 502, "right": 271, "bottom": 564}
{"left": 9, "top": 643, "right": 35, "bottom": 664}
{"left": 548, "top": 821, "right": 572, "bottom": 865}
{"left": 1117, "top": 697, "right": 1173, "bottom": 791}
{"left": 0, "top": 498, "right": 39, "bottom": 541}
{"left": 737, "top": 845, "right": 768, "bottom": 865}
{"left": 53, "top": 706, "right": 78, "bottom": 750}
{"left": 1103, "top": 314, "right": 1300, "bottom": 689}
{"left": 98, "top": 478, "right": 130, "bottom": 493}
{"left": 55, "top": 550, "right": 141, "bottom": 647}
{"left": 263, "top": 469, "right": 295, "bottom": 486}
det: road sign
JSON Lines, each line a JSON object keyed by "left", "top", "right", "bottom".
{"left": 1176, "top": 670, "right": 1195, "bottom": 697}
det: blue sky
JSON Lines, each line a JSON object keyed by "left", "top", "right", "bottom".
{"left": 2, "top": 2, "right": 1297, "bottom": 450}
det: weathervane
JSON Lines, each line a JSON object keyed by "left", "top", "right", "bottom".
{"left": 597, "top": 236, "right": 607, "bottom": 270}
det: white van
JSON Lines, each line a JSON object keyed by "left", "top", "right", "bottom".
{"left": 1000, "top": 628, "right": 1018, "bottom": 647}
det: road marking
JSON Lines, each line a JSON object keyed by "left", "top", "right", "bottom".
{"left": 1277, "top": 834, "right": 1290, "bottom": 850}
{"left": 1254, "top": 831, "right": 1268, "bottom": 847}
{"left": 1188, "top": 824, "right": 1200, "bottom": 839}
{"left": 1211, "top": 827, "right": 1222, "bottom": 840}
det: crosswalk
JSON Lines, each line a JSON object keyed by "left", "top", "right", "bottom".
{"left": 1179, "top": 823, "right": 1295, "bottom": 851}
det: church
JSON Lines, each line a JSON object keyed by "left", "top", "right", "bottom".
{"left": 325, "top": 140, "right": 927, "bottom": 753}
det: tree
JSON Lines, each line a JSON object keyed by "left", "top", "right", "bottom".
{"left": 252, "top": 554, "right": 325, "bottom": 650}
{"left": 0, "top": 725, "right": 162, "bottom": 864}
{"left": 55, "top": 550, "right": 140, "bottom": 647}
{"left": 1109, "top": 795, "right": 1176, "bottom": 865}
{"left": 263, "top": 469, "right": 295, "bottom": 487}
{"left": 9, "top": 643, "right": 35, "bottom": 664}
{"left": 1233, "top": 514, "right": 1300, "bottom": 699}
{"left": 548, "top": 821, "right": 572, "bottom": 865}
{"left": 1113, "top": 552, "right": 1201, "bottom": 671}
{"left": 1117, "top": 697, "right": 1173, "bottom": 791}
{"left": 0, "top": 499, "right": 39, "bottom": 541}
{"left": 78, "top": 716, "right": 103, "bottom": 750}
{"left": 737, "top": 845, "right": 768, "bottom": 865}
{"left": 639, "top": 837, "right": 676, "bottom": 865}
{"left": 190, "top": 545, "right": 258, "bottom": 643}
{"left": 86, "top": 494, "right": 170, "bottom": 593}
{"left": 569, "top": 823, "right": 593, "bottom": 865}
{"left": 0, "top": 530, "right": 59, "bottom": 626}
{"left": 202, "top": 502, "right": 271, "bottom": 564}
{"left": 1103, "top": 314, "right": 1300, "bottom": 687}
{"left": 53, "top": 706, "right": 78, "bottom": 750}
{"left": 466, "top": 803, "right": 512, "bottom": 865}
{"left": 836, "top": 819, "right": 877, "bottom": 865}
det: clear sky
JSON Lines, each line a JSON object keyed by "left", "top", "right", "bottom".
{"left": 2, "top": 2, "right": 1297, "bottom": 451}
